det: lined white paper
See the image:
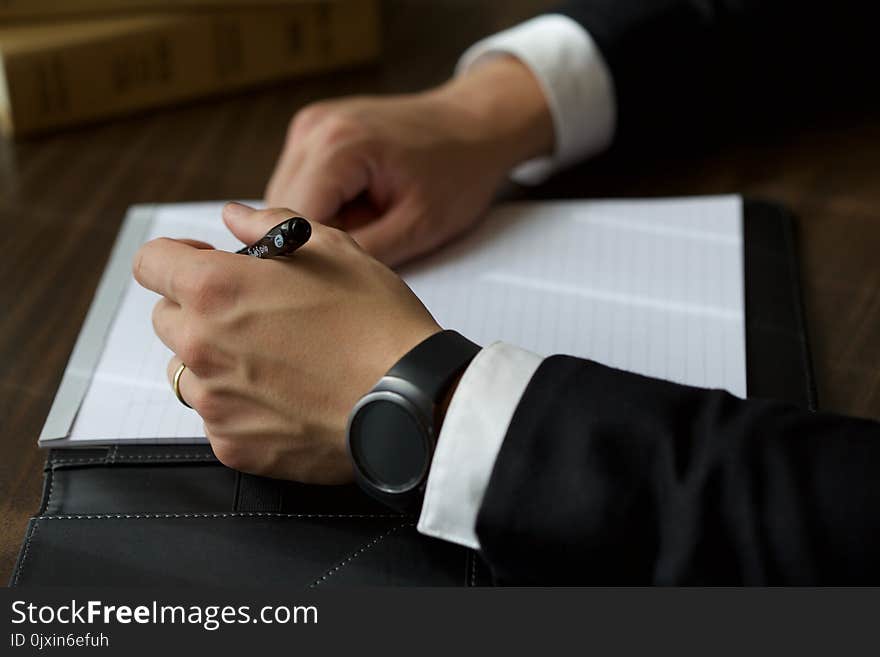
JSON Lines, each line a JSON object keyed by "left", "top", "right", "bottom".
{"left": 63, "top": 196, "right": 745, "bottom": 445}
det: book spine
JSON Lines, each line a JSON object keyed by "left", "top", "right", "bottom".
{"left": 0, "top": 1, "right": 380, "bottom": 137}
{"left": 0, "top": 0, "right": 311, "bottom": 22}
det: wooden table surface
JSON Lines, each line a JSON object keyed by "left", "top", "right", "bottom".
{"left": 1, "top": 1, "right": 878, "bottom": 583}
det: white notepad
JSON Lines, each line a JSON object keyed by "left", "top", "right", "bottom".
{"left": 39, "top": 195, "right": 746, "bottom": 446}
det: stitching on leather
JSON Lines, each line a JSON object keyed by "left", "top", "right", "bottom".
{"left": 13, "top": 514, "right": 403, "bottom": 584}
{"left": 109, "top": 452, "right": 213, "bottom": 461}
{"left": 12, "top": 520, "right": 39, "bottom": 587}
{"left": 308, "top": 522, "right": 413, "bottom": 588}
{"left": 51, "top": 454, "right": 215, "bottom": 466}
{"left": 35, "top": 513, "right": 402, "bottom": 520}
{"left": 50, "top": 458, "right": 107, "bottom": 466}
{"left": 45, "top": 468, "right": 58, "bottom": 514}
{"left": 470, "top": 551, "right": 477, "bottom": 587}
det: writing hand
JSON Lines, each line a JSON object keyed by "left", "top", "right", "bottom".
{"left": 133, "top": 203, "right": 441, "bottom": 483}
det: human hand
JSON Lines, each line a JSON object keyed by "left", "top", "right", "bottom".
{"left": 265, "top": 56, "right": 554, "bottom": 267}
{"left": 133, "top": 203, "right": 441, "bottom": 484}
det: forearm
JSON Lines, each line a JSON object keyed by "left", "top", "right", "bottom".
{"left": 429, "top": 56, "right": 555, "bottom": 176}
{"left": 474, "top": 356, "right": 880, "bottom": 584}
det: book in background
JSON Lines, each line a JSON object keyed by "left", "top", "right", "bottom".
{"left": 0, "top": 0, "right": 328, "bottom": 22}
{"left": 0, "top": 0, "right": 381, "bottom": 137}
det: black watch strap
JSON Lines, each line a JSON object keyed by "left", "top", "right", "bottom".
{"left": 387, "top": 330, "right": 481, "bottom": 401}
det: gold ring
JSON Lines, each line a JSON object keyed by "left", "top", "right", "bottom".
{"left": 172, "top": 362, "right": 192, "bottom": 409}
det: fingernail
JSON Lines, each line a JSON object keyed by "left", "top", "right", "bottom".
{"left": 224, "top": 201, "right": 253, "bottom": 220}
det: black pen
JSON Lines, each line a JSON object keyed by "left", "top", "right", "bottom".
{"left": 236, "top": 217, "right": 312, "bottom": 258}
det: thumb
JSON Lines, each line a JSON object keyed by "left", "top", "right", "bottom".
{"left": 349, "top": 203, "right": 427, "bottom": 268}
{"left": 222, "top": 202, "right": 304, "bottom": 245}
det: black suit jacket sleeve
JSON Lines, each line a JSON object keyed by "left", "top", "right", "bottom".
{"left": 557, "top": 0, "right": 873, "bottom": 147}
{"left": 475, "top": 356, "right": 880, "bottom": 584}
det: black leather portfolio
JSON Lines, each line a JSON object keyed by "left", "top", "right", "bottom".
{"left": 10, "top": 199, "right": 816, "bottom": 587}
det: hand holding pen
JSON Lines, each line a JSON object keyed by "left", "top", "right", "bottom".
{"left": 134, "top": 202, "right": 441, "bottom": 484}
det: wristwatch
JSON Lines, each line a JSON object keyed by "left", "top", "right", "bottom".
{"left": 347, "top": 330, "right": 481, "bottom": 513}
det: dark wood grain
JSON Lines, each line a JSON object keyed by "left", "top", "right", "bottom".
{"left": 1, "top": 0, "right": 878, "bottom": 583}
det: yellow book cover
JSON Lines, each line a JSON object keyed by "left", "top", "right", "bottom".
{"left": 0, "top": 0, "right": 320, "bottom": 22}
{"left": 0, "top": 1, "right": 380, "bottom": 136}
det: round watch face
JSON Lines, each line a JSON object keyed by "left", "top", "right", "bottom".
{"left": 349, "top": 395, "right": 430, "bottom": 493}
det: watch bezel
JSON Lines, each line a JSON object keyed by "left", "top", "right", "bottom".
{"left": 347, "top": 376, "right": 435, "bottom": 496}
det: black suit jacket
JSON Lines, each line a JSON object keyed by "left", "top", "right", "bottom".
{"left": 558, "top": 0, "right": 873, "bottom": 147}
{"left": 477, "top": 359, "right": 880, "bottom": 584}
{"left": 472, "top": 1, "right": 880, "bottom": 584}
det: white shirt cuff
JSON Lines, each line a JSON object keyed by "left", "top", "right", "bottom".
{"left": 457, "top": 14, "right": 617, "bottom": 185}
{"left": 417, "top": 342, "right": 543, "bottom": 550}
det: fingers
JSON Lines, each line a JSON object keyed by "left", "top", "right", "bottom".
{"left": 176, "top": 239, "right": 215, "bottom": 250}
{"left": 265, "top": 121, "right": 376, "bottom": 227}
{"left": 133, "top": 238, "right": 211, "bottom": 303}
{"left": 264, "top": 103, "right": 330, "bottom": 206}
{"left": 288, "top": 148, "right": 372, "bottom": 223}
{"left": 152, "top": 297, "right": 182, "bottom": 354}
{"left": 222, "top": 202, "right": 307, "bottom": 246}
{"left": 349, "top": 202, "right": 427, "bottom": 267}
{"left": 265, "top": 143, "right": 303, "bottom": 209}
{"left": 166, "top": 356, "right": 256, "bottom": 433}
{"left": 166, "top": 355, "right": 202, "bottom": 411}
{"left": 136, "top": 236, "right": 244, "bottom": 323}
{"left": 154, "top": 298, "right": 219, "bottom": 376}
